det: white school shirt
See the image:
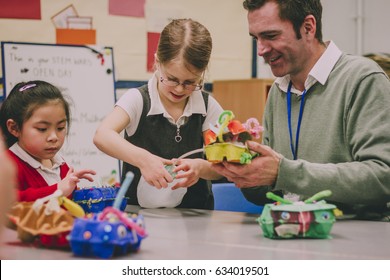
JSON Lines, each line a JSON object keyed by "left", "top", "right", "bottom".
{"left": 115, "top": 73, "right": 223, "bottom": 208}
{"left": 275, "top": 41, "right": 342, "bottom": 95}
{"left": 116, "top": 72, "right": 223, "bottom": 136}
{"left": 10, "top": 142, "right": 66, "bottom": 185}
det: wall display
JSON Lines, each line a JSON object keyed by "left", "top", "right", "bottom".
{"left": 1, "top": 42, "right": 120, "bottom": 185}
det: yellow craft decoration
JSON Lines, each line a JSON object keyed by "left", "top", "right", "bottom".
{"left": 59, "top": 197, "right": 85, "bottom": 218}
{"left": 217, "top": 110, "right": 234, "bottom": 142}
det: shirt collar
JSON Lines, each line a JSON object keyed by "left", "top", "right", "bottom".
{"left": 9, "top": 142, "right": 65, "bottom": 170}
{"left": 275, "top": 41, "right": 342, "bottom": 95}
{"left": 147, "top": 72, "right": 207, "bottom": 119}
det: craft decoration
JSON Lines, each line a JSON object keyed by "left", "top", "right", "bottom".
{"left": 73, "top": 185, "right": 127, "bottom": 213}
{"left": 7, "top": 190, "right": 85, "bottom": 248}
{"left": 68, "top": 172, "right": 147, "bottom": 258}
{"left": 100, "top": 169, "right": 120, "bottom": 186}
{"left": 258, "top": 190, "right": 337, "bottom": 239}
{"left": 204, "top": 110, "right": 263, "bottom": 164}
{"left": 164, "top": 164, "right": 177, "bottom": 179}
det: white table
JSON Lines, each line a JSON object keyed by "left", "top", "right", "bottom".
{"left": 1, "top": 206, "right": 389, "bottom": 260}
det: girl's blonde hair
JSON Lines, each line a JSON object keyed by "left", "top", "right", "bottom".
{"left": 156, "top": 18, "right": 212, "bottom": 73}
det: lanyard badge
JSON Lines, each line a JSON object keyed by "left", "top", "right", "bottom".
{"left": 287, "top": 82, "right": 307, "bottom": 160}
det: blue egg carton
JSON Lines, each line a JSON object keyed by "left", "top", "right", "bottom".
{"left": 68, "top": 207, "right": 147, "bottom": 258}
{"left": 73, "top": 186, "right": 127, "bottom": 213}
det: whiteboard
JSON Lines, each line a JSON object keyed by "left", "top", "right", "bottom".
{"left": 1, "top": 42, "right": 120, "bottom": 186}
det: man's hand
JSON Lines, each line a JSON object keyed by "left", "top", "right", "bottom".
{"left": 211, "top": 141, "right": 282, "bottom": 188}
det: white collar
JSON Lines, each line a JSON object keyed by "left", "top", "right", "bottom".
{"left": 275, "top": 41, "right": 342, "bottom": 95}
{"left": 147, "top": 72, "right": 207, "bottom": 119}
{"left": 9, "top": 142, "right": 65, "bottom": 170}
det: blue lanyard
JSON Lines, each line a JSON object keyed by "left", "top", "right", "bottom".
{"left": 287, "top": 81, "right": 307, "bottom": 160}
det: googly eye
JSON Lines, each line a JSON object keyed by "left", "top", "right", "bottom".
{"left": 321, "top": 212, "right": 330, "bottom": 220}
{"left": 117, "top": 225, "right": 127, "bottom": 238}
{"left": 136, "top": 218, "right": 144, "bottom": 228}
{"left": 281, "top": 211, "right": 290, "bottom": 220}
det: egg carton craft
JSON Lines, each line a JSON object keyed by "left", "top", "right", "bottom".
{"left": 7, "top": 190, "right": 85, "bottom": 248}
{"left": 68, "top": 172, "right": 147, "bottom": 258}
{"left": 258, "top": 190, "right": 338, "bottom": 239}
{"left": 204, "top": 110, "right": 263, "bottom": 164}
{"left": 73, "top": 185, "right": 127, "bottom": 213}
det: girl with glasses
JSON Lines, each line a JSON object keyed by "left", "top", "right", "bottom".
{"left": 94, "top": 19, "right": 224, "bottom": 210}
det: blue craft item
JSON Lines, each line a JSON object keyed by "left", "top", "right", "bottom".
{"left": 69, "top": 209, "right": 146, "bottom": 258}
{"left": 73, "top": 185, "right": 127, "bottom": 213}
{"left": 69, "top": 171, "right": 147, "bottom": 258}
{"left": 113, "top": 172, "right": 134, "bottom": 209}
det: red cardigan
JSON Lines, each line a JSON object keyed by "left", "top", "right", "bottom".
{"left": 8, "top": 150, "right": 71, "bottom": 202}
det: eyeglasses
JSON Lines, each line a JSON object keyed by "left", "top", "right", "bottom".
{"left": 159, "top": 76, "right": 203, "bottom": 91}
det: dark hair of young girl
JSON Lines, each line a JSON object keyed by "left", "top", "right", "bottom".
{"left": 0, "top": 80, "right": 71, "bottom": 147}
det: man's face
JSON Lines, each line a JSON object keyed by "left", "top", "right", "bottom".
{"left": 248, "top": 1, "right": 309, "bottom": 79}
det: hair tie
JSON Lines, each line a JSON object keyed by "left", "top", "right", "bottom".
{"left": 19, "top": 84, "right": 36, "bottom": 92}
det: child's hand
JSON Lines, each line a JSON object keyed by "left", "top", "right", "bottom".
{"left": 138, "top": 153, "right": 173, "bottom": 189}
{"left": 57, "top": 167, "right": 96, "bottom": 196}
{"left": 169, "top": 158, "right": 203, "bottom": 190}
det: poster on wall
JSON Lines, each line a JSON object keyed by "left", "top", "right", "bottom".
{"left": 145, "top": 6, "right": 182, "bottom": 72}
{"left": 109, "top": 0, "right": 145, "bottom": 17}
{"left": 1, "top": 42, "right": 120, "bottom": 185}
{"left": 51, "top": 4, "right": 78, "bottom": 28}
{"left": 0, "top": 0, "right": 41, "bottom": 19}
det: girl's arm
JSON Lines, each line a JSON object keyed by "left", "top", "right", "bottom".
{"left": 93, "top": 106, "right": 173, "bottom": 188}
{"left": 8, "top": 150, "right": 58, "bottom": 202}
{"left": 15, "top": 166, "right": 95, "bottom": 201}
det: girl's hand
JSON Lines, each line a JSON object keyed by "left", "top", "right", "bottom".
{"left": 169, "top": 158, "right": 203, "bottom": 190}
{"left": 138, "top": 153, "right": 173, "bottom": 189}
{"left": 57, "top": 167, "right": 96, "bottom": 196}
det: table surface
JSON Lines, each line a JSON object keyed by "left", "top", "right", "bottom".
{"left": 1, "top": 206, "right": 390, "bottom": 260}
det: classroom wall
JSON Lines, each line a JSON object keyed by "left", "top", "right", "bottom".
{"left": 321, "top": 0, "right": 390, "bottom": 55}
{"left": 257, "top": 0, "right": 390, "bottom": 78}
{"left": 1, "top": 0, "right": 389, "bottom": 83}
{"left": 0, "top": 0, "right": 252, "bottom": 83}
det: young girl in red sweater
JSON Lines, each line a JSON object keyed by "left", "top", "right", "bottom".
{"left": 0, "top": 80, "right": 96, "bottom": 202}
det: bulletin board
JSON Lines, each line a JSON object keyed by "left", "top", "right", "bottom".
{"left": 1, "top": 41, "right": 120, "bottom": 186}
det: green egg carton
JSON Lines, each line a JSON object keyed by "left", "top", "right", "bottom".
{"left": 258, "top": 190, "right": 337, "bottom": 239}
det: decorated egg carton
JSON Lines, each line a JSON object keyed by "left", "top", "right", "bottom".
{"left": 258, "top": 191, "right": 338, "bottom": 239}
{"left": 7, "top": 190, "right": 85, "bottom": 249}
{"left": 68, "top": 172, "right": 147, "bottom": 258}
{"left": 68, "top": 207, "right": 146, "bottom": 258}
{"left": 204, "top": 110, "right": 263, "bottom": 164}
{"left": 73, "top": 185, "right": 127, "bottom": 213}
